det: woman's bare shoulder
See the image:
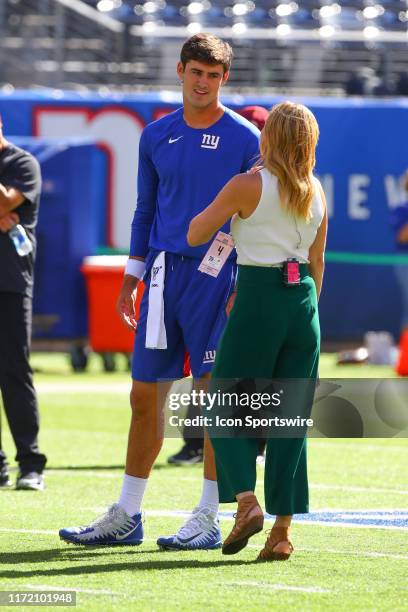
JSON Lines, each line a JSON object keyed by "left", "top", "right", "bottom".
{"left": 230, "top": 170, "right": 262, "bottom": 191}
{"left": 229, "top": 171, "right": 262, "bottom": 218}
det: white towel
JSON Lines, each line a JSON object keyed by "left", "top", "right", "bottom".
{"left": 145, "top": 251, "right": 167, "bottom": 349}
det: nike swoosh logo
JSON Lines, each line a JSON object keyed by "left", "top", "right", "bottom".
{"left": 115, "top": 524, "right": 139, "bottom": 541}
{"left": 169, "top": 136, "right": 183, "bottom": 144}
{"left": 177, "top": 532, "right": 203, "bottom": 544}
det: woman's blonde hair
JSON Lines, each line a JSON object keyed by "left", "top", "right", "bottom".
{"left": 260, "top": 101, "right": 319, "bottom": 222}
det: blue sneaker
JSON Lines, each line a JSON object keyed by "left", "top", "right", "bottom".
{"left": 157, "top": 507, "right": 222, "bottom": 551}
{"left": 59, "top": 504, "right": 143, "bottom": 546}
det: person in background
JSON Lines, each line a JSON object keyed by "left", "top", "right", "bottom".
{"left": 188, "top": 101, "right": 327, "bottom": 561}
{"left": 167, "top": 105, "right": 269, "bottom": 467}
{"left": 239, "top": 105, "right": 269, "bottom": 131}
{"left": 390, "top": 170, "right": 408, "bottom": 336}
{"left": 0, "top": 115, "right": 47, "bottom": 490}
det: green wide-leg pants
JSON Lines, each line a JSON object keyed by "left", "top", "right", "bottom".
{"left": 210, "top": 264, "right": 320, "bottom": 516}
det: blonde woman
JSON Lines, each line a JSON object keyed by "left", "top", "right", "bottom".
{"left": 187, "top": 101, "right": 327, "bottom": 561}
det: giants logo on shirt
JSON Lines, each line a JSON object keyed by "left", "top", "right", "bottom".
{"left": 203, "top": 350, "right": 216, "bottom": 364}
{"left": 201, "top": 134, "right": 220, "bottom": 150}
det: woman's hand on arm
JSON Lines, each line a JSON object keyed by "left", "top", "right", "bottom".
{"left": 187, "top": 172, "right": 261, "bottom": 247}
{"left": 308, "top": 183, "right": 328, "bottom": 300}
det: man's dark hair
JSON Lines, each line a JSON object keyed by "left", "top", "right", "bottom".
{"left": 180, "top": 33, "right": 233, "bottom": 74}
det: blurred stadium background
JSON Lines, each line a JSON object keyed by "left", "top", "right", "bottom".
{"left": 0, "top": 0, "right": 407, "bottom": 366}
{"left": 1, "top": 0, "right": 408, "bottom": 94}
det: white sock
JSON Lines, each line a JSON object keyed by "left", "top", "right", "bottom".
{"left": 118, "top": 474, "right": 148, "bottom": 517}
{"left": 197, "top": 478, "right": 219, "bottom": 514}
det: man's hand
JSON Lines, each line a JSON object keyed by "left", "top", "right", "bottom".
{"left": 0, "top": 211, "right": 19, "bottom": 233}
{"left": 116, "top": 275, "right": 139, "bottom": 331}
{"left": 226, "top": 290, "right": 237, "bottom": 316}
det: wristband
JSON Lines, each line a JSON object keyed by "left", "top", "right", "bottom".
{"left": 125, "top": 258, "right": 146, "bottom": 279}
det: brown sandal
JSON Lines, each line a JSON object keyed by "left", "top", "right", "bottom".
{"left": 257, "top": 526, "right": 294, "bottom": 561}
{"left": 222, "top": 494, "right": 264, "bottom": 555}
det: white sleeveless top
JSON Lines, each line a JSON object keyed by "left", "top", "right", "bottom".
{"left": 231, "top": 169, "right": 324, "bottom": 266}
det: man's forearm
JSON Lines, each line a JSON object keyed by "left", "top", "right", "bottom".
{"left": 129, "top": 209, "right": 154, "bottom": 258}
{"left": 0, "top": 182, "right": 10, "bottom": 216}
{"left": 0, "top": 181, "right": 24, "bottom": 216}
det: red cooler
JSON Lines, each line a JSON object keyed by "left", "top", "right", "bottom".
{"left": 81, "top": 255, "right": 144, "bottom": 353}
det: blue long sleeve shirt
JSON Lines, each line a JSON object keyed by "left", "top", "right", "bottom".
{"left": 130, "top": 106, "right": 260, "bottom": 259}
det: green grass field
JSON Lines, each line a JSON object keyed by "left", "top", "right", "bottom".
{"left": 0, "top": 353, "right": 407, "bottom": 611}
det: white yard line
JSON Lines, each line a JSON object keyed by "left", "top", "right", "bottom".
{"left": 309, "top": 442, "right": 407, "bottom": 452}
{"left": 45, "top": 429, "right": 126, "bottom": 438}
{"left": 36, "top": 382, "right": 130, "bottom": 394}
{"left": 44, "top": 471, "right": 408, "bottom": 497}
{"left": 339, "top": 513, "right": 408, "bottom": 520}
{"left": 22, "top": 584, "right": 121, "bottom": 596}
{"left": 225, "top": 581, "right": 330, "bottom": 593}
{"left": 293, "top": 519, "right": 408, "bottom": 531}
{"left": 46, "top": 470, "right": 120, "bottom": 479}
{"left": 156, "top": 478, "right": 408, "bottom": 496}
{"left": 0, "top": 528, "right": 56, "bottom": 535}
{"left": 294, "top": 547, "right": 408, "bottom": 561}
{"left": 144, "top": 509, "right": 408, "bottom": 531}
{"left": 7, "top": 580, "right": 329, "bottom": 596}
{"left": 145, "top": 510, "right": 408, "bottom": 531}
{"left": 310, "top": 484, "right": 408, "bottom": 495}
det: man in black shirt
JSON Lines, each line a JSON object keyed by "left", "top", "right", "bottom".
{"left": 0, "top": 116, "right": 47, "bottom": 490}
